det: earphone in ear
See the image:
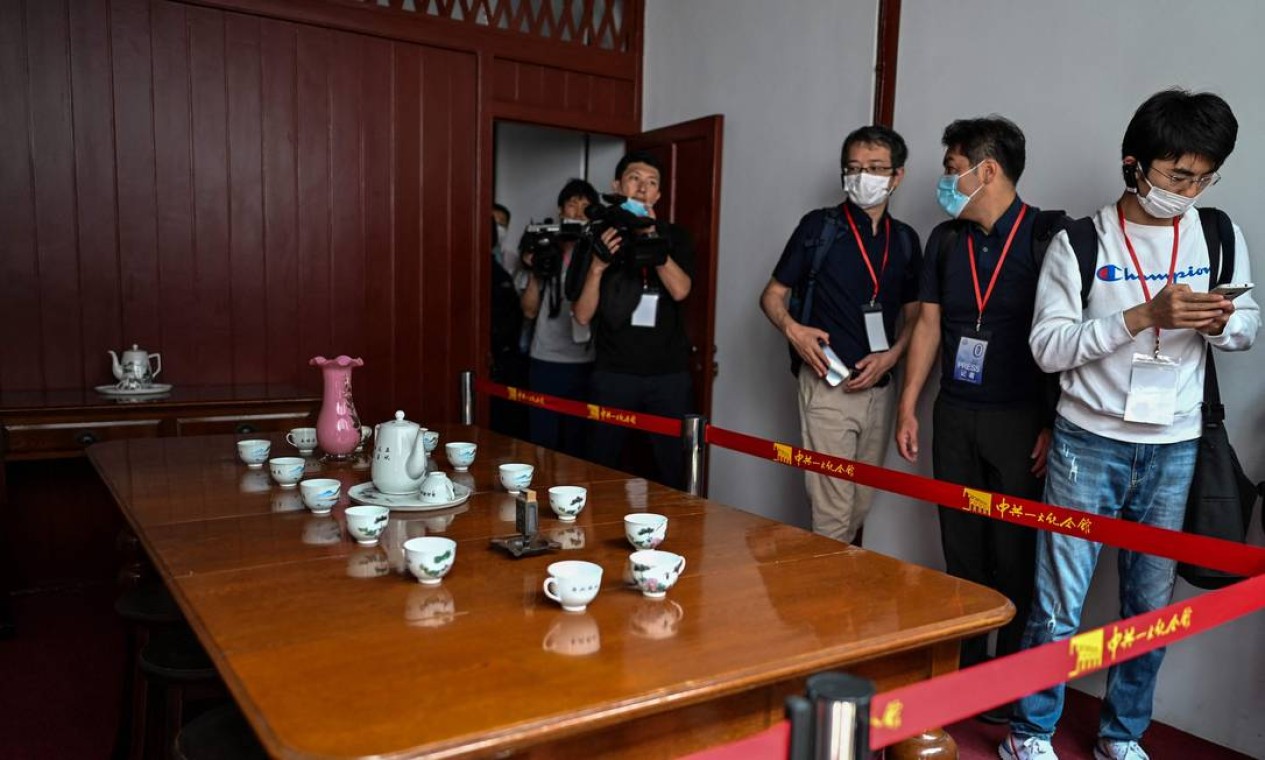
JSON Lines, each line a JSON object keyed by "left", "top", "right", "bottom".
{"left": 1121, "top": 160, "right": 1139, "bottom": 191}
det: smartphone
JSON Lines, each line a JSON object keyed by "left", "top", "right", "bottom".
{"left": 820, "top": 344, "right": 851, "bottom": 387}
{"left": 1212, "top": 283, "right": 1254, "bottom": 300}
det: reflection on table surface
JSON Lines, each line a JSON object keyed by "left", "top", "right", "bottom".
{"left": 90, "top": 424, "right": 1011, "bottom": 760}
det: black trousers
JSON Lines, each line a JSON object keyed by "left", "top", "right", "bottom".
{"left": 933, "top": 396, "right": 1043, "bottom": 668}
{"left": 589, "top": 370, "right": 690, "bottom": 490}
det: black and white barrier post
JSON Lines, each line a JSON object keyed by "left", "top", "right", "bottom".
{"left": 681, "top": 414, "right": 707, "bottom": 496}
{"left": 459, "top": 370, "right": 475, "bottom": 426}
{"left": 785, "top": 672, "right": 875, "bottom": 760}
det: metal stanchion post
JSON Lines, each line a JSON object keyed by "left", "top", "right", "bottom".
{"left": 785, "top": 672, "right": 875, "bottom": 760}
{"left": 459, "top": 370, "right": 475, "bottom": 426}
{"left": 681, "top": 414, "right": 707, "bottom": 496}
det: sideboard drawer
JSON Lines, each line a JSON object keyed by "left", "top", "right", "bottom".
{"left": 3, "top": 419, "right": 162, "bottom": 457}
{"left": 176, "top": 412, "right": 313, "bottom": 437}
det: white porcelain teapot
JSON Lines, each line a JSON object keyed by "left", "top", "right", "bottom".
{"left": 108, "top": 344, "right": 161, "bottom": 387}
{"left": 372, "top": 411, "right": 430, "bottom": 494}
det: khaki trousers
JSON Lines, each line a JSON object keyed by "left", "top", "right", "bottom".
{"left": 797, "top": 370, "right": 896, "bottom": 544}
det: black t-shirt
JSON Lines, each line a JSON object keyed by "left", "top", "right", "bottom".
{"left": 919, "top": 197, "right": 1046, "bottom": 408}
{"left": 594, "top": 223, "right": 695, "bottom": 375}
{"left": 772, "top": 201, "right": 922, "bottom": 369}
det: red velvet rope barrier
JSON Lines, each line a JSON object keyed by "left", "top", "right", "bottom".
{"left": 475, "top": 377, "right": 683, "bottom": 437}
{"left": 680, "top": 572, "right": 1265, "bottom": 757}
{"left": 705, "top": 424, "right": 1265, "bottom": 579}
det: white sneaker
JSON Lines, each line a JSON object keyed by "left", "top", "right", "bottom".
{"left": 999, "top": 733, "right": 1058, "bottom": 760}
{"left": 1094, "top": 739, "right": 1149, "bottom": 760}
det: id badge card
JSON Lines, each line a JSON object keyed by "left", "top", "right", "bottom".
{"left": 1123, "top": 353, "right": 1180, "bottom": 425}
{"left": 571, "top": 317, "right": 591, "bottom": 344}
{"left": 631, "top": 288, "right": 660, "bottom": 328}
{"left": 952, "top": 330, "right": 990, "bottom": 385}
{"left": 862, "top": 303, "right": 889, "bottom": 352}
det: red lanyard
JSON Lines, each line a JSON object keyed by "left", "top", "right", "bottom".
{"left": 966, "top": 204, "right": 1028, "bottom": 331}
{"left": 1116, "top": 201, "right": 1180, "bottom": 355}
{"left": 842, "top": 205, "right": 890, "bottom": 305}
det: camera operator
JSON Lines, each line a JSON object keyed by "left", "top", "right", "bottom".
{"left": 519, "top": 179, "right": 600, "bottom": 456}
{"left": 573, "top": 151, "right": 695, "bottom": 489}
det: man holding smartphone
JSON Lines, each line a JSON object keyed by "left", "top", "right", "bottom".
{"left": 760, "top": 125, "right": 922, "bottom": 545}
{"left": 1004, "top": 89, "right": 1259, "bottom": 760}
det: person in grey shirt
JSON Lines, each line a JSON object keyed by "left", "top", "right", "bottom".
{"left": 520, "top": 179, "right": 600, "bottom": 455}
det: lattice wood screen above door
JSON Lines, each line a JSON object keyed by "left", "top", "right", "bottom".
{"left": 351, "top": 0, "right": 632, "bottom": 51}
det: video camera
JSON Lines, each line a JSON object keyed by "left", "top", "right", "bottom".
{"left": 519, "top": 218, "right": 587, "bottom": 279}
{"left": 585, "top": 193, "right": 672, "bottom": 270}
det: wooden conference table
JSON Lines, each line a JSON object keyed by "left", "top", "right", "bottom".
{"left": 89, "top": 425, "right": 1011, "bottom": 759}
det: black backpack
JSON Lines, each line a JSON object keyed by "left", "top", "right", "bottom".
{"left": 786, "top": 209, "right": 916, "bottom": 375}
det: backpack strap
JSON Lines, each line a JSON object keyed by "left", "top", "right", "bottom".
{"left": 799, "top": 208, "right": 843, "bottom": 326}
{"left": 1198, "top": 207, "right": 1234, "bottom": 286}
{"left": 1062, "top": 217, "right": 1099, "bottom": 308}
{"left": 935, "top": 220, "right": 966, "bottom": 298}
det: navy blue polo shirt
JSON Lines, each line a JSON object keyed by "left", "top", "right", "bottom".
{"left": 773, "top": 202, "right": 923, "bottom": 370}
{"left": 919, "top": 197, "right": 1045, "bottom": 408}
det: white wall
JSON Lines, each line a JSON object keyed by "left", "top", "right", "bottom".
{"left": 643, "top": 0, "right": 879, "bottom": 530}
{"left": 644, "top": 0, "right": 1265, "bottom": 755}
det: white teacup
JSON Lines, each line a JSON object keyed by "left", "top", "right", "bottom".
{"left": 542, "top": 613, "right": 601, "bottom": 656}
{"left": 345, "top": 505, "right": 390, "bottom": 546}
{"left": 404, "top": 536, "right": 456, "bottom": 585}
{"left": 624, "top": 513, "right": 668, "bottom": 550}
{"left": 286, "top": 427, "right": 318, "bottom": 454}
{"left": 628, "top": 550, "right": 686, "bottom": 599}
{"left": 542, "top": 560, "right": 603, "bottom": 613}
{"left": 347, "top": 546, "right": 390, "bottom": 579}
{"left": 421, "top": 429, "right": 440, "bottom": 454}
{"left": 268, "top": 457, "right": 305, "bottom": 488}
{"left": 445, "top": 442, "right": 477, "bottom": 472}
{"left": 237, "top": 439, "right": 271, "bottom": 468}
{"left": 418, "top": 472, "right": 456, "bottom": 504}
{"left": 355, "top": 424, "right": 373, "bottom": 453}
{"left": 299, "top": 478, "right": 341, "bottom": 514}
{"left": 498, "top": 463, "right": 534, "bottom": 493}
{"left": 548, "top": 486, "right": 587, "bottom": 522}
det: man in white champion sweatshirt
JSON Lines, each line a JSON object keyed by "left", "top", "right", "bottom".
{"left": 1001, "top": 90, "right": 1259, "bottom": 760}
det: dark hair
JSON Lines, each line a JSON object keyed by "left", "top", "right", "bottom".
{"left": 1121, "top": 88, "right": 1238, "bottom": 170}
{"left": 492, "top": 203, "right": 511, "bottom": 222}
{"left": 841, "top": 125, "right": 909, "bottom": 170}
{"left": 556, "top": 178, "right": 600, "bottom": 209}
{"left": 941, "top": 116, "right": 1026, "bottom": 183}
{"left": 614, "top": 150, "right": 665, "bottom": 181}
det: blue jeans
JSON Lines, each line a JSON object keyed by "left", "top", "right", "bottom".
{"left": 528, "top": 359, "right": 593, "bottom": 458}
{"left": 1012, "top": 416, "right": 1197, "bottom": 743}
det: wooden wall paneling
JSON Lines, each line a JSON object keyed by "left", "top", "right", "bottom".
{"left": 516, "top": 59, "right": 544, "bottom": 109}
{"left": 259, "top": 20, "right": 301, "bottom": 389}
{"left": 110, "top": 0, "right": 163, "bottom": 360}
{"left": 360, "top": 37, "right": 395, "bottom": 423}
{"left": 294, "top": 26, "right": 333, "bottom": 383}
{"left": 447, "top": 47, "right": 479, "bottom": 423}
{"left": 492, "top": 57, "right": 516, "bottom": 102}
{"left": 563, "top": 70, "right": 592, "bottom": 113}
{"left": 328, "top": 34, "right": 367, "bottom": 365}
{"left": 420, "top": 47, "right": 456, "bottom": 422}
{"left": 225, "top": 14, "right": 268, "bottom": 385}
{"left": 0, "top": 0, "right": 42, "bottom": 391}
{"left": 152, "top": 0, "right": 199, "bottom": 388}
{"left": 69, "top": 0, "right": 122, "bottom": 389}
{"left": 27, "top": 0, "right": 83, "bottom": 390}
{"left": 391, "top": 44, "right": 423, "bottom": 418}
{"left": 188, "top": 7, "right": 234, "bottom": 385}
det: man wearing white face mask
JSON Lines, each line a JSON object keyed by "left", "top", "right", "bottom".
{"left": 760, "top": 125, "right": 923, "bottom": 545}
{"left": 896, "top": 117, "right": 1067, "bottom": 693}
{"left": 1005, "top": 89, "right": 1259, "bottom": 760}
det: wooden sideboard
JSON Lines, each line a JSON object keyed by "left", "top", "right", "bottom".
{"left": 0, "top": 386, "right": 319, "bottom": 599}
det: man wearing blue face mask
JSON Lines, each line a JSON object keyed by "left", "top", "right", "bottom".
{"left": 573, "top": 151, "right": 695, "bottom": 489}
{"left": 895, "top": 117, "right": 1063, "bottom": 697}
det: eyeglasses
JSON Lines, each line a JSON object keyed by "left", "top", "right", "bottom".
{"left": 843, "top": 165, "right": 895, "bottom": 177}
{"left": 1145, "top": 164, "right": 1220, "bottom": 192}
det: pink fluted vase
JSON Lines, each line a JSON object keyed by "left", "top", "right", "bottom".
{"left": 310, "top": 355, "right": 364, "bottom": 460}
